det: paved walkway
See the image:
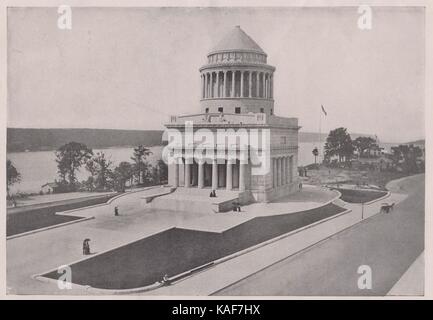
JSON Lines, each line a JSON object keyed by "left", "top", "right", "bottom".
{"left": 6, "top": 185, "right": 335, "bottom": 295}
{"left": 387, "top": 252, "right": 424, "bottom": 296}
{"left": 215, "top": 174, "right": 423, "bottom": 296}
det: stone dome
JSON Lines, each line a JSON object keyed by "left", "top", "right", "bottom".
{"left": 209, "top": 26, "right": 266, "bottom": 55}
{"left": 205, "top": 26, "right": 268, "bottom": 65}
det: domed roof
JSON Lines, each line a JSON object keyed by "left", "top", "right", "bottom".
{"left": 209, "top": 26, "right": 266, "bottom": 55}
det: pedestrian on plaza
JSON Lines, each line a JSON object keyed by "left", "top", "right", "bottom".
{"left": 114, "top": 206, "right": 119, "bottom": 216}
{"left": 232, "top": 202, "right": 237, "bottom": 212}
{"left": 161, "top": 274, "right": 171, "bottom": 285}
{"left": 82, "top": 239, "right": 91, "bottom": 255}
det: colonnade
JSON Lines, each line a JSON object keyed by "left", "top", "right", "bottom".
{"left": 173, "top": 158, "right": 247, "bottom": 191}
{"left": 272, "top": 156, "right": 294, "bottom": 188}
{"left": 201, "top": 70, "right": 273, "bottom": 99}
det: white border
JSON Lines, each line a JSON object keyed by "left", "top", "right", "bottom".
{"left": 0, "top": 0, "right": 431, "bottom": 300}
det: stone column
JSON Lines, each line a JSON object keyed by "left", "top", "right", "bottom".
{"left": 280, "top": 158, "right": 284, "bottom": 186}
{"left": 204, "top": 74, "right": 207, "bottom": 98}
{"left": 185, "top": 160, "right": 191, "bottom": 188}
{"left": 277, "top": 158, "right": 281, "bottom": 186}
{"left": 248, "top": 71, "right": 252, "bottom": 98}
{"left": 206, "top": 72, "right": 210, "bottom": 98}
{"left": 216, "top": 71, "right": 220, "bottom": 98}
{"left": 210, "top": 72, "right": 214, "bottom": 98}
{"left": 270, "top": 75, "right": 273, "bottom": 98}
{"left": 272, "top": 158, "right": 277, "bottom": 188}
{"left": 231, "top": 71, "right": 236, "bottom": 97}
{"left": 256, "top": 72, "right": 260, "bottom": 98}
{"left": 282, "top": 157, "right": 286, "bottom": 185}
{"left": 201, "top": 74, "right": 205, "bottom": 99}
{"left": 223, "top": 71, "right": 227, "bottom": 98}
{"left": 212, "top": 158, "right": 218, "bottom": 190}
{"left": 266, "top": 73, "right": 269, "bottom": 99}
{"left": 198, "top": 160, "right": 204, "bottom": 189}
{"left": 174, "top": 160, "right": 179, "bottom": 187}
{"left": 239, "top": 161, "right": 246, "bottom": 191}
{"left": 240, "top": 71, "right": 244, "bottom": 98}
{"left": 289, "top": 156, "right": 293, "bottom": 183}
{"left": 226, "top": 160, "right": 233, "bottom": 190}
{"left": 192, "top": 163, "right": 197, "bottom": 186}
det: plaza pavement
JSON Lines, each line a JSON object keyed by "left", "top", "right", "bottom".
{"left": 7, "top": 185, "right": 336, "bottom": 295}
{"left": 214, "top": 174, "right": 423, "bottom": 296}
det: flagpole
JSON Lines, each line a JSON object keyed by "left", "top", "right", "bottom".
{"left": 319, "top": 106, "right": 322, "bottom": 162}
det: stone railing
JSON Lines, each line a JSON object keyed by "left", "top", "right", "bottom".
{"left": 168, "top": 112, "right": 267, "bottom": 125}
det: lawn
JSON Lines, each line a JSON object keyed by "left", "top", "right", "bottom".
{"left": 302, "top": 164, "right": 413, "bottom": 190}
{"left": 43, "top": 203, "right": 347, "bottom": 290}
{"left": 336, "top": 188, "right": 387, "bottom": 203}
{"left": 7, "top": 194, "right": 117, "bottom": 236}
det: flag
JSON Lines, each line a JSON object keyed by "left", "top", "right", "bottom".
{"left": 321, "top": 105, "right": 327, "bottom": 116}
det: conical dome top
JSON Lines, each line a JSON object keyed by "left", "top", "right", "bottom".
{"left": 210, "top": 26, "right": 266, "bottom": 55}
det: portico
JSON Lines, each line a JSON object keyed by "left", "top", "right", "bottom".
{"left": 171, "top": 157, "right": 246, "bottom": 191}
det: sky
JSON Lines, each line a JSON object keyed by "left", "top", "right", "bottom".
{"left": 7, "top": 6, "right": 425, "bottom": 143}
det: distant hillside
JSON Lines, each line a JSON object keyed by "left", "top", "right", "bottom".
{"left": 298, "top": 131, "right": 376, "bottom": 143}
{"left": 7, "top": 127, "right": 397, "bottom": 153}
{"left": 404, "top": 139, "right": 425, "bottom": 147}
{"left": 7, "top": 128, "right": 164, "bottom": 152}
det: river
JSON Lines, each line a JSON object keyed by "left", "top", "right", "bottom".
{"left": 7, "top": 141, "right": 396, "bottom": 194}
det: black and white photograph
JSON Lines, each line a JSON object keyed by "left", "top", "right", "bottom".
{"left": 2, "top": 0, "right": 431, "bottom": 300}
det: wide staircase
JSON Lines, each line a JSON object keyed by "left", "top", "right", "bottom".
{"left": 150, "top": 187, "right": 244, "bottom": 214}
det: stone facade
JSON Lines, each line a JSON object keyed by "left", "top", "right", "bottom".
{"left": 165, "top": 26, "right": 300, "bottom": 203}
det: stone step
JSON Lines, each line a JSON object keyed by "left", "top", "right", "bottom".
{"left": 151, "top": 188, "right": 241, "bottom": 214}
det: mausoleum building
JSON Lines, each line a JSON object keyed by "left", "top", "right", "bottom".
{"left": 165, "top": 26, "right": 300, "bottom": 203}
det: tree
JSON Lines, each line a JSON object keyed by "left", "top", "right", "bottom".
{"left": 85, "top": 152, "right": 113, "bottom": 191}
{"left": 149, "top": 159, "right": 169, "bottom": 185}
{"left": 131, "top": 145, "right": 152, "bottom": 185}
{"left": 391, "top": 144, "right": 423, "bottom": 173}
{"left": 157, "top": 159, "right": 168, "bottom": 183}
{"left": 324, "top": 127, "right": 354, "bottom": 163}
{"left": 55, "top": 142, "right": 93, "bottom": 190}
{"left": 353, "top": 136, "right": 377, "bottom": 158}
{"left": 312, "top": 147, "right": 319, "bottom": 164}
{"left": 113, "top": 161, "right": 134, "bottom": 192}
{"left": 6, "top": 159, "right": 21, "bottom": 198}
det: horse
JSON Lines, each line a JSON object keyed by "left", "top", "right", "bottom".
{"left": 380, "top": 202, "right": 395, "bottom": 214}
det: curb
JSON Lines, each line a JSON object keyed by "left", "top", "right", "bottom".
{"left": 363, "top": 191, "right": 391, "bottom": 205}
